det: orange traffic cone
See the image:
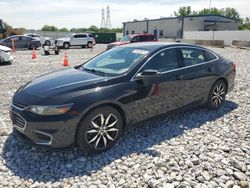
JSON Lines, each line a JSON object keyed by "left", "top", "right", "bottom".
{"left": 63, "top": 52, "right": 69, "bottom": 66}
{"left": 32, "top": 49, "right": 37, "bottom": 59}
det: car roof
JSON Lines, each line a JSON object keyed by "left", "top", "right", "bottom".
{"left": 130, "top": 34, "right": 155, "bottom": 37}
{"left": 121, "top": 42, "right": 207, "bottom": 51}
{"left": 3, "top": 35, "right": 35, "bottom": 40}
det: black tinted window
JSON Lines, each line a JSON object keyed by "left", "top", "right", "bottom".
{"left": 21, "top": 36, "right": 31, "bottom": 41}
{"left": 140, "top": 36, "right": 149, "bottom": 41}
{"left": 131, "top": 36, "right": 140, "bottom": 42}
{"left": 74, "top": 34, "right": 87, "bottom": 38}
{"left": 181, "top": 48, "right": 205, "bottom": 66}
{"left": 148, "top": 35, "right": 156, "bottom": 41}
{"left": 204, "top": 50, "right": 217, "bottom": 61}
{"left": 143, "top": 49, "right": 179, "bottom": 72}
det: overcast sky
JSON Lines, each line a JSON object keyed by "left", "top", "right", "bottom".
{"left": 1, "top": 0, "right": 250, "bottom": 29}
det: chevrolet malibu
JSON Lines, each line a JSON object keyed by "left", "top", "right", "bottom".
{"left": 10, "top": 42, "right": 236, "bottom": 155}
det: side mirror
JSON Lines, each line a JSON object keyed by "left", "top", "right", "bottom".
{"left": 135, "top": 69, "right": 160, "bottom": 79}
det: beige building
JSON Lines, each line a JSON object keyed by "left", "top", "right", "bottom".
{"left": 123, "top": 15, "right": 240, "bottom": 39}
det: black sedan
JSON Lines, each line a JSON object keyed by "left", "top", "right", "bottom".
{"left": 10, "top": 42, "right": 236, "bottom": 154}
{"left": 0, "top": 35, "right": 41, "bottom": 50}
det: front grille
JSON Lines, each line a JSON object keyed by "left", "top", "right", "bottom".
{"left": 12, "top": 112, "right": 26, "bottom": 130}
{"left": 12, "top": 101, "right": 28, "bottom": 110}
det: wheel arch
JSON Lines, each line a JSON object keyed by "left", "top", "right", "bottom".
{"left": 63, "top": 41, "right": 70, "bottom": 46}
{"left": 213, "top": 77, "right": 229, "bottom": 92}
{"left": 74, "top": 102, "right": 128, "bottom": 144}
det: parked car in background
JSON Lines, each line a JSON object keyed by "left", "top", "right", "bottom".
{"left": 24, "top": 33, "right": 54, "bottom": 46}
{"left": 0, "top": 35, "right": 41, "bottom": 50}
{"left": 107, "top": 34, "right": 157, "bottom": 50}
{"left": 10, "top": 42, "right": 235, "bottom": 155}
{"left": 55, "top": 33, "right": 95, "bottom": 49}
{"left": 0, "top": 45, "right": 13, "bottom": 64}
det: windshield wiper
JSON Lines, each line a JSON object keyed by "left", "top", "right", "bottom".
{"left": 82, "top": 67, "right": 106, "bottom": 76}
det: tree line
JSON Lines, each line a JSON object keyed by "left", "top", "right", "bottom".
{"left": 41, "top": 25, "right": 122, "bottom": 33}
{"left": 173, "top": 6, "right": 249, "bottom": 30}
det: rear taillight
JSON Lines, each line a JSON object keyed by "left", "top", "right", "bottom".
{"left": 232, "top": 63, "right": 236, "bottom": 72}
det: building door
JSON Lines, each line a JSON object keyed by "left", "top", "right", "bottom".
{"left": 153, "top": 29, "right": 158, "bottom": 37}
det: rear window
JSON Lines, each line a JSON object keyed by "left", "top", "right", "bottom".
{"left": 181, "top": 48, "right": 206, "bottom": 66}
{"left": 204, "top": 50, "right": 217, "bottom": 61}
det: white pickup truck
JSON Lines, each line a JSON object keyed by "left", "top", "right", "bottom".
{"left": 55, "top": 33, "right": 95, "bottom": 49}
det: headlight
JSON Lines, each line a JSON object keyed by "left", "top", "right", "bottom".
{"left": 29, "top": 104, "right": 73, "bottom": 115}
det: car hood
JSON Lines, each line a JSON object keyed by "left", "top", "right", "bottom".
{"left": 17, "top": 67, "right": 107, "bottom": 98}
{"left": 0, "top": 45, "right": 12, "bottom": 52}
{"left": 109, "top": 41, "right": 130, "bottom": 46}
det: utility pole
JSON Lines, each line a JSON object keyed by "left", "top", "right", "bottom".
{"left": 106, "top": 5, "right": 111, "bottom": 29}
{"left": 101, "top": 8, "right": 106, "bottom": 28}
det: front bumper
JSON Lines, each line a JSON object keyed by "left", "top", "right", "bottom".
{"left": 0, "top": 51, "right": 13, "bottom": 62}
{"left": 9, "top": 102, "right": 78, "bottom": 148}
{"left": 55, "top": 41, "right": 64, "bottom": 47}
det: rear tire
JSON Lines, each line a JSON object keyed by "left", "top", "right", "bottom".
{"left": 87, "top": 42, "right": 93, "bottom": 48}
{"left": 76, "top": 106, "right": 123, "bottom": 155}
{"left": 207, "top": 80, "right": 227, "bottom": 109}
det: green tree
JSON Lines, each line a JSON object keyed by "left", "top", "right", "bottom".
{"left": 59, "top": 27, "right": 69, "bottom": 32}
{"left": 41, "top": 25, "right": 58, "bottom": 31}
{"left": 88, "top": 25, "right": 99, "bottom": 32}
{"left": 195, "top": 7, "right": 223, "bottom": 16}
{"left": 174, "top": 6, "right": 240, "bottom": 20}
{"left": 239, "top": 17, "right": 250, "bottom": 30}
{"left": 222, "top": 7, "right": 240, "bottom": 19}
{"left": 174, "top": 6, "right": 192, "bottom": 17}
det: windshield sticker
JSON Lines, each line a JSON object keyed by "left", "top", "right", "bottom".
{"left": 132, "top": 49, "right": 149, "bottom": 55}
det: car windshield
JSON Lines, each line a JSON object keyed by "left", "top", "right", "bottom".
{"left": 81, "top": 47, "right": 149, "bottom": 76}
{"left": 119, "top": 35, "right": 132, "bottom": 42}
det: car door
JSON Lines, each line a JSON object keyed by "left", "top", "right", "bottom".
{"left": 11, "top": 36, "right": 22, "bottom": 48}
{"left": 72, "top": 34, "right": 87, "bottom": 46}
{"left": 20, "top": 36, "right": 32, "bottom": 48}
{"left": 2, "top": 38, "right": 12, "bottom": 48}
{"left": 178, "top": 47, "right": 219, "bottom": 104}
{"left": 129, "top": 48, "right": 186, "bottom": 123}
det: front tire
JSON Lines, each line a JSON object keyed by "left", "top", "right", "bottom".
{"left": 76, "top": 106, "right": 123, "bottom": 155}
{"left": 63, "top": 42, "right": 70, "bottom": 49}
{"left": 45, "top": 40, "right": 51, "bottom": 46}
{"left": 30, "top": 44, "right": 37, "bottom": 50}
{"left": 207, "top": 80, "right": 227, "bottom": 109}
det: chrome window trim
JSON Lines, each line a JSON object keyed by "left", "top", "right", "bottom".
{"left": 131, "top": 46, "right": 219, "bottom": 80}
{"left": 11, "top": 102, "right": 29, "bottom": 111}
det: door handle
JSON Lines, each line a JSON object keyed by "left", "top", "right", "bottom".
{"left": 207, "top": 67, "right": 215, "bottom": 72}
{"left": 176, "top": 75, "right": 184, "bottom": 80}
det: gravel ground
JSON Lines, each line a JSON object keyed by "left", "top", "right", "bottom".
{"left": 0, "top": 45, "right": 249, "bottom": 188}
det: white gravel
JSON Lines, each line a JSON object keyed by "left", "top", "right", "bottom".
{"left": 0, "top": 45, "right": 249, "bottom": 188}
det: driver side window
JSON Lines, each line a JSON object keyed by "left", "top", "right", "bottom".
{"left": 143, "top": 48, "right": 179, "bottom": 72}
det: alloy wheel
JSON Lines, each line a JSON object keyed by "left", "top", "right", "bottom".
{"left": 212, "top": 84, "right": 225, "bottom": 107}
{"left": 86, "top": 113, "right": 119, "bottom": 149}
